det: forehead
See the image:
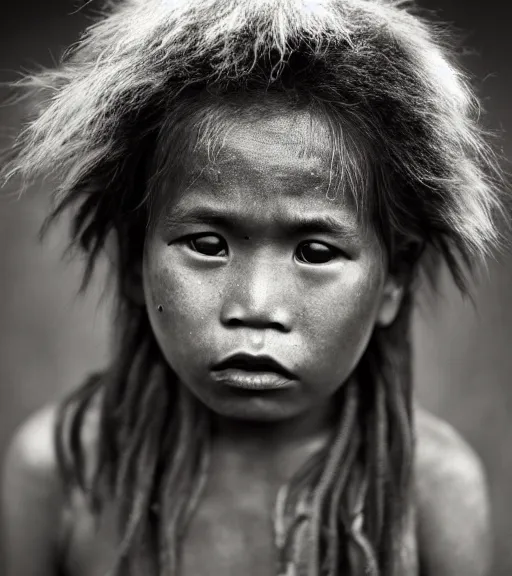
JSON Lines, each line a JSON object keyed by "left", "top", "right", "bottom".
{"left": 155, "top": 102, "right": 370, "bottom": 223}
{"left": 203, "top": 110, "right": 334, "bottom": 180}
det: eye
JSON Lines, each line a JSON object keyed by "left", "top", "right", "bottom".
{"left": 296, "top": 241, "right": 339, "bottom": 264}
{"left": 187, "top": 234, "right": 228, "bottom": 257}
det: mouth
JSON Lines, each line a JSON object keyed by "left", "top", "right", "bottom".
{"left": 210, "top": 353, "right": 297, "bottom": 391}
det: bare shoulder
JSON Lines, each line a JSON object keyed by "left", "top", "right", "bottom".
{"left": 3, "top": 403, "right": 61, "bottom": 497}
{"left": 415, "top": 408, "right": 488, "bottom": 490}
{"left": 1, "top": 404, "right": 64, "bottom": 575}
{"left": 414, "top": 407, "right": 491, "bottom": 576}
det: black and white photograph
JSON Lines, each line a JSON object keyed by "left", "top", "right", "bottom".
{"left": 0, "top": 1, "right": 511, "bottom": 575}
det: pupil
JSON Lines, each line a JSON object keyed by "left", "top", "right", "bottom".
{"left": 299, "top": 242, "right": 333, "bottom": 264}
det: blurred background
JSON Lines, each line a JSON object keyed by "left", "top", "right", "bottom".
{"left": 0, "top": 0, "right": 510, "bottom": 574}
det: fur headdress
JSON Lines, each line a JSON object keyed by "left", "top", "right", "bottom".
{"left": 3, "top": 0, "right": 505, "bottom": 290}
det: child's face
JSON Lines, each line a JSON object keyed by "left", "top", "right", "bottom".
{"left": 143, "top": 106, "right": 401, "bottom": 422}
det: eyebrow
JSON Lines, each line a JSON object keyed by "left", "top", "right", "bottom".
{"left": 163, "top": 205, "right": 361, "bottom": 241}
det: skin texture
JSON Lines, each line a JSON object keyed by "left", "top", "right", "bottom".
{"left": 143, "top": 107, "right": 402, "bottom": 427}
{"left": 1, "top": 404, "right": 491, "bottom": 576}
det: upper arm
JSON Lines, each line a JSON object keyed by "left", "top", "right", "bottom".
{"left": 415, "top": 409, "right": 491, "bottom": 576}
{"left": 1, "top": 405, "right": 66, "bottom": 576}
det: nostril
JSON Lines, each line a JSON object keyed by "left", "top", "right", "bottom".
{"left": 220, "top": 303, "right": 291, "bottom": 332}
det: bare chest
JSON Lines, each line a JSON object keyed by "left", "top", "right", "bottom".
{"left": 64, "top": 482, "right": 279, "bottom": 576}
{"left": 63, "top": 491, "right": 419, "bottom": 576}
{"left": 180, "top": 490, "right": 278, "bottom": 576}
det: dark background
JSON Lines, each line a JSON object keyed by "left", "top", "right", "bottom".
{"left": 0, "top": 1, "right": 511, "bottom": 574}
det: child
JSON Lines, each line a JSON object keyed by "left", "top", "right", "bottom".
{"left": 1, "top": 0, "right": 506, "bottom": 575}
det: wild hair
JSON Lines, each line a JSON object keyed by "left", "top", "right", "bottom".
{"left": 1, "top": 0, "right": 506, "bottom": 575}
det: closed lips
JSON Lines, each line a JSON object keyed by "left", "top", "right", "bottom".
{"left": 211, "top": 354, "right": 296, "bottom": 379}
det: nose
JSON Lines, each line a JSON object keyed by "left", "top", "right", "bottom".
{"left": 219, "top": 255, "right": 292, "bottom": 333}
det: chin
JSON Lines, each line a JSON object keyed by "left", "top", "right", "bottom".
{"left": 202, "top": 392, "right": 303, "bottom": 423}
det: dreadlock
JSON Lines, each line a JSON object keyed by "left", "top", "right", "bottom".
{"left": 1, "top": 0, "right": 506, "bottom": 574}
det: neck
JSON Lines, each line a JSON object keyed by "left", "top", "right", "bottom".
{"left": 211, "top": 396, "right": 340, "bottom": 486}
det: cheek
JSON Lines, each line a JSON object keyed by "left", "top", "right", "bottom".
{"left": 143, "top": 250, "right": 221, "bottom": 361}
{"left": 302, "top": 265, "right": 383, "bottom": 375}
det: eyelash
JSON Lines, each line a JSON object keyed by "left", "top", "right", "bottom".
{"left": 181, "top": 233, "right": 344, "bottom": 264}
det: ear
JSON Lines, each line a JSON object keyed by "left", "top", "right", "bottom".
{"left": 376, "top": 274, "right": 405, "bottom": 327}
